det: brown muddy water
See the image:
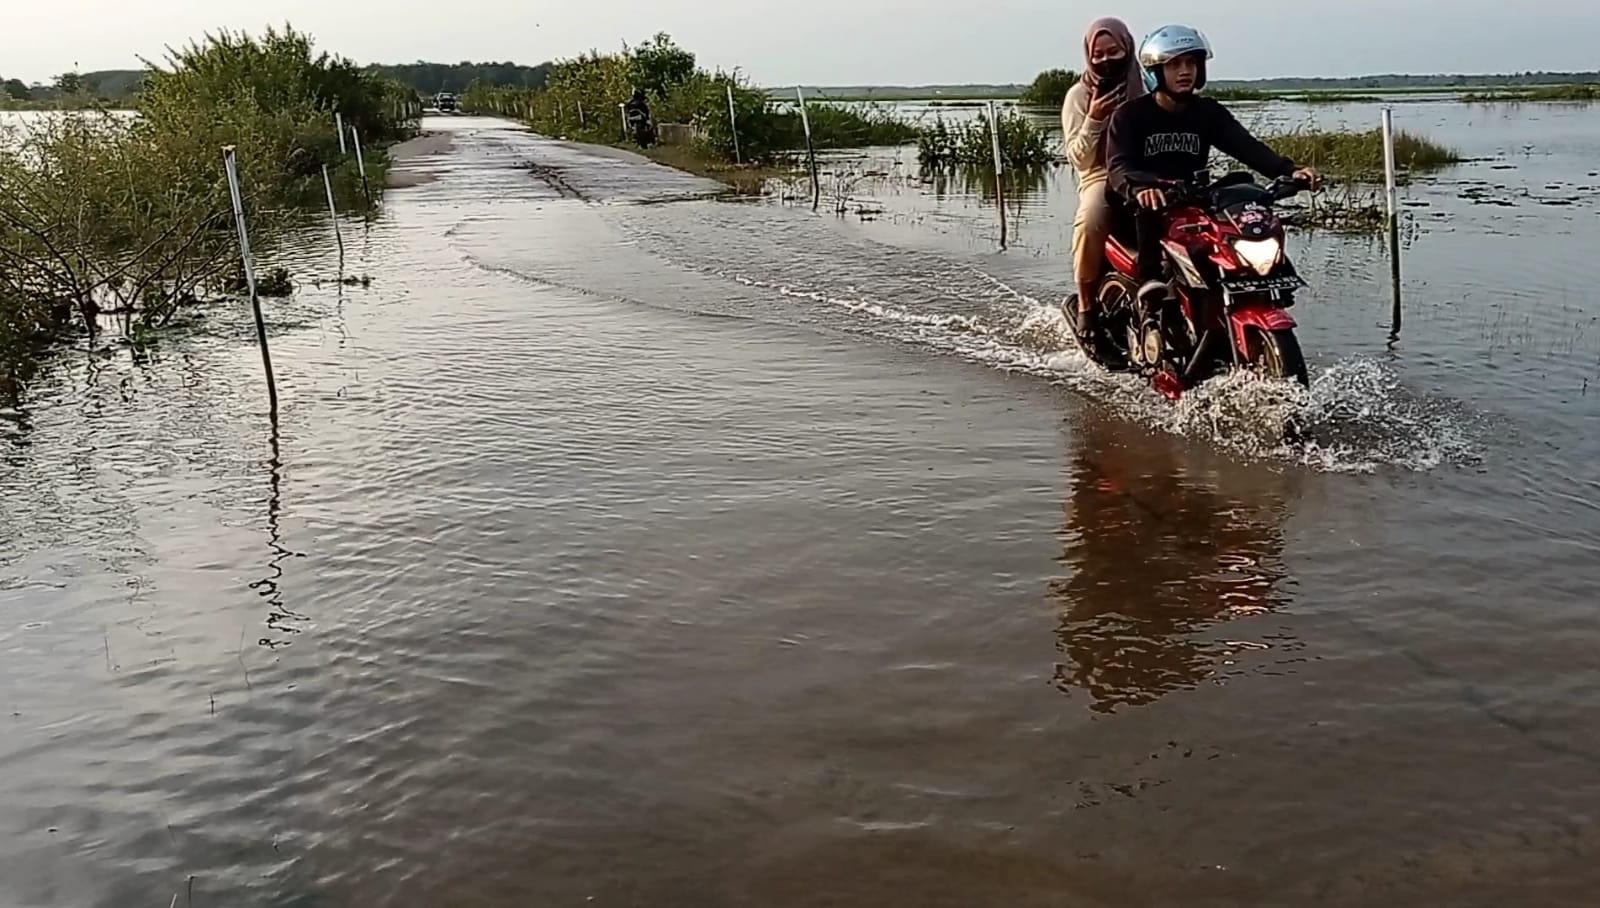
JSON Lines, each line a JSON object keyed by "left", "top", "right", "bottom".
{"left": 2, "top": 110, "right": 1599, "bottom": 907}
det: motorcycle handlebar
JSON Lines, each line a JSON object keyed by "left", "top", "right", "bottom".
{"left": 1129, "top": 174, "right": 1313, "bottom": 208}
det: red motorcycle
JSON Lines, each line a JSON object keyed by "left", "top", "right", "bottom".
{"left": 1073, "top": 171, "right": 1314, "bottom": 400}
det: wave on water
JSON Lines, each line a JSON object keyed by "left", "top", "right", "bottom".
{"left": 721, "top": 268, "right": 1483, "bottom": 474}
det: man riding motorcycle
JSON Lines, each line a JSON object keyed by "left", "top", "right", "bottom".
{"left": 1100, "top": 25, "right": 1318, "bottom": 338}
{"left": 623, "top": 88, "right": 656, "bottom": 147}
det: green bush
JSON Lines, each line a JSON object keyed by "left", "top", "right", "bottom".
{"left": 917, "top": 111, "right": 1054, "bottom": 169}
{"left": 2, "top": 23, "right": 420, "bottom": 379}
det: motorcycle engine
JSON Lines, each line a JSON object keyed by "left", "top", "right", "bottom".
{"left": 1128, "top": 318, "right": 1166, "bottom": 370}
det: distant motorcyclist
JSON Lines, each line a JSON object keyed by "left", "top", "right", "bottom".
{"left": 623, "top": 88, "right": 656, "bottom": 147}
{"left": 1105, "top": 25, "right": 1318, "bottom": 304}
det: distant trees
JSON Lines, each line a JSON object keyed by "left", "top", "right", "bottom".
{"left": 1018, "top": 69, "right": 1079, "bottom": 109}
{"left": 368, "top": 62, "right": 552, "bottom": 95}
{"left": 51, "top": 71, "right": 83, "bottom": 95}
{"left": 2, "top": 78, "right": 30, "bottom": 100}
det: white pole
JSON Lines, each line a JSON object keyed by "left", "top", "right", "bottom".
{"left": 618, "top": 103, "right": 626, "bottom": 139}
{"left": 1381, "top": 107, "right": 1402, "bottom": 336}
{"left": 987, "top": 100, "right": 1008, "bottom": 248}
{"left": 726, "top": 84, "right": 742, "bottom": 165}
{"left": 987, "top": 101, "right": 1005, "bottom": 173}
{"left": 321, "top": 163, "right": 344, "bottom": 263}
{"left": 222, "top": 146, "right": 278, "bottom": 416}
{"left": 1381, "top": 107, "right": 1399, "bottom": 222}
{"left": 797, "top": 87, "right": 819, "bottom": 209}
{"left": 335, "top": 111, "right": 347, "bottom": 154}
{"left": 350, "top": 125, "right": 370, "bottom": 202}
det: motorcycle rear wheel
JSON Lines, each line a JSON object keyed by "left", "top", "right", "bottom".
{"left": 1250, "top": 327, "right": 1309, "bottom": 387}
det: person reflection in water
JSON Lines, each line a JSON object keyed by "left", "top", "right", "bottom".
{"left": 1049, "top": 421, "right": 1296, "bottom": 712}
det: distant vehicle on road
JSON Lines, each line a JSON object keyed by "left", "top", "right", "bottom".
{"left": 435, "top": 92, "right": 458, "bottom": 113}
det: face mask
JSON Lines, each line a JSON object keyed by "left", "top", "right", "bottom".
{"left": 1091, "top": 55, "right": 1129, "bottom": 82}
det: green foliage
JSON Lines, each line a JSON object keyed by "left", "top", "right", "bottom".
{"left": 1, "top": 79, "right": 29, "bottom": 101}
{"left": 2, "top": 23, "right": 419, "bottom": 379}
{"left": 1018, "top": 69, "right": 1079, "bottom": 109}
{"left": 461, "top": 37, "right": 918, "bottom": 164}
{"left": 627, "top": 33, "right": 696, "bottom": 99}
{"left": 916, "top": 111, "right": 1054, "bottom": 169}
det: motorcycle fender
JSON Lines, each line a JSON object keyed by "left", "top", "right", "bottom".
{"left": 1228, "top": 302, "right": 1296, "bottom": 354}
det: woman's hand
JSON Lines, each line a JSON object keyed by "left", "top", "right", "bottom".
{"left": 1087, "top": 85, "right": 1123, "bottom": 121}
{"left": 1293, "top": 166, "right": 1320, "bottom": 190}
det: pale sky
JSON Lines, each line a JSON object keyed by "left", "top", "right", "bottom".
{"left": 4, "top": 0, "right": 1597, "bottom": 85}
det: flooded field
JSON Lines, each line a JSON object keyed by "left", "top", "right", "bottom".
{"left": 3, "top": 106, "right": 1599, "bottom": 906}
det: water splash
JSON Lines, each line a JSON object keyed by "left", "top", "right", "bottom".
{"left": 722, "top": 268, "right": 1483, "bottom": 473}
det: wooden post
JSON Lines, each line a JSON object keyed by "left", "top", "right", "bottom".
{"left": 726, "top": 84, "right": 742, "bottom": 165}
{"left": 987, "top": 101, "right": 1008, "bottom": 249}
{"left": 796, "top": 87, "right": 820, "bottom": 211}
{"left": 335, "top": 111, "right": 346, "bottom": 154}
{"left": 1381, "top": 107, "right": 1401, "bottom": 338}
{"left": 222, "top": 146, "right": 278, "bottom": 418}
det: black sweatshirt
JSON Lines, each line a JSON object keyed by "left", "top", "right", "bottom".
{"left": 1105, "top": 93, "right": 1296, "bottom": 198}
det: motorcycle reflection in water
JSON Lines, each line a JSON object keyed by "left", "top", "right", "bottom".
{"left": 1050, "top": 418, "right": 1302, "bottom": 712}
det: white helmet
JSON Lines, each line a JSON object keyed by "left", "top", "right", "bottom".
{"left": 1138, "top": 25, "right": 1214, "bottom": 94}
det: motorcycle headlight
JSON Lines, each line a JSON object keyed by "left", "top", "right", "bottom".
{"left": 1232, "top": 238, "right": 1282, "bottom": 276}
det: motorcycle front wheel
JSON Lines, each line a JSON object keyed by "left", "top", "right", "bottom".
{"left": 1250, "top": 327, "right": 1309, "bottom": 387}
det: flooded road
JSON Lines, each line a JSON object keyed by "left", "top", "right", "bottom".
{"left": 3, "top": 114, "right": 1600, "bottom": 907}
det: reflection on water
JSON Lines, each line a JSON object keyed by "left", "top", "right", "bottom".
{"left": 920, "top": 164, "right": 1054, "bottom": 204}
{"left": 1051, "top": 419, "right": 1296, "bottom": 712}
{"left": 251, "top": 417, "right": 306, "bottom": 651}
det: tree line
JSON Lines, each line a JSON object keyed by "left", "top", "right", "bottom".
{"left": 3, "top": 61, "right": 555, "bottom": 105}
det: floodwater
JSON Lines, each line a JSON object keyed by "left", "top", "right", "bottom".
{"left": 2, "top": 106, "right": 1599, "bottom": 907}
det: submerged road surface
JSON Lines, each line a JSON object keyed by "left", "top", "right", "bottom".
{"left": 3, "top": 116, "right": 1599, "bottom": 907}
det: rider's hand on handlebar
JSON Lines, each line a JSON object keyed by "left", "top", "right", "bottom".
{"left": 1135, "top": 187, "right": 1169, "bottom": 210}
{"left": 1292, "top": 166, "right": 1320, "bottom": 190}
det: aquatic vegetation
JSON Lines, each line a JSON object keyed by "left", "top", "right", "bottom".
{"left": 916, "top": 111, "right": 1055, "bottom": 169}
{"left": 1206, "top": 88, "right": 1386, "bottom": 104}
{"left": 1260, "top": 127, "right": 1460, "bottom": 178}
{"left": 1461, "top": 84, "right": 1600, "bottom": 103}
